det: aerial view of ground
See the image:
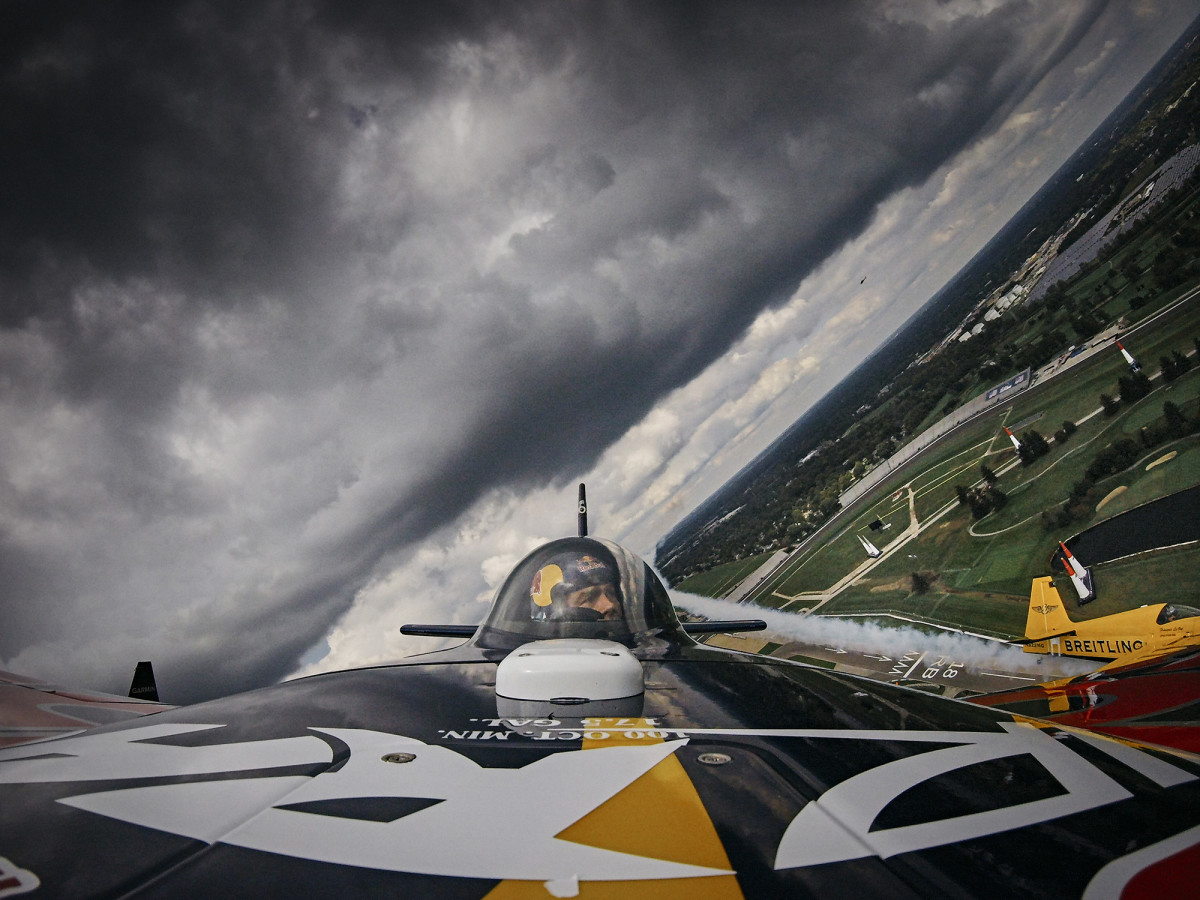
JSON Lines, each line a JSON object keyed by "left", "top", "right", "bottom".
{"left": 676, "top": 152, "right": 1200, "bottom": 693}
{"left": 692, "top": 287, "right": 1198, "bottom": 622}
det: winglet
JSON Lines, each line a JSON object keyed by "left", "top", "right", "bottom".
{"left": 128, "top": 661, "right": 159, "bottom": 702}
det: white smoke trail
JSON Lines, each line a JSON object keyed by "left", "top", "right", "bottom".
{"left": 671, "top": 590, "right": 1094, "bottom": 677}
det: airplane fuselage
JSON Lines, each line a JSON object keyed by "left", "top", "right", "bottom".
{"left": 1022, "top": 577, "right": 1200, "bottom": 664}
{"left": 3, "top": 643, "right": 1200, "bottom": 897}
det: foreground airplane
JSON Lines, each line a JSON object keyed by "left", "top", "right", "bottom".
{"left": 1021, "top": 576, "right": 1200, "bottom": 668}
{"left": 2, "top": 498, "right": 1198, "bottom": 896}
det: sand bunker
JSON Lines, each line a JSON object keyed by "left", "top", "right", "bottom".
{"left": 1146, "top": 451, "right": 1178, "bottom": 471}
{"left": 1096, "top": 485, "right": 1127, "bottom": 510}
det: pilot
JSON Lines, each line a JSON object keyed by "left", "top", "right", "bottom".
{"left": 530, "top": 553, "right": 624, "bottom": 622}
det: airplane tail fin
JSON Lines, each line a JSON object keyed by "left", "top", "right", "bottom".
{"left": 1025, "top": 578, "right": 1075, "bottom": 641}
{"left": 128, "top": 661, "right": 159, "bottom": 702}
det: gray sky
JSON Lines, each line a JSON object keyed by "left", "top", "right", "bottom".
{"left": 1, "top": 1, "right": 1195, "bottom": 702}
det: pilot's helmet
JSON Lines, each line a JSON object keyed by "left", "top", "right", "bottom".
{"left": 475, "top": 536, "right": 686, "bottom": 652}
{"left": 530, "top": 552, "right": 623, "bottom": 622}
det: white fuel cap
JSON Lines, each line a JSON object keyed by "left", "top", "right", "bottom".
{"left": 496, "top": 639, "right": 644, "bottom": 702}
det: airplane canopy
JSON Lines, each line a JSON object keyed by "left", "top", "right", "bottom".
{"left": 473, "top": 537, "right": 687, "bottom": 653}
{"left": 1157, "top": 603, "right": 1200, "bottom": 625}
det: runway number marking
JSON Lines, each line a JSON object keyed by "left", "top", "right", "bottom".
{"left": 890, "top": 652, "right": 964, "bottom": 682}
{"left": 922, "top": 656, "right": 964, "bottom": 681}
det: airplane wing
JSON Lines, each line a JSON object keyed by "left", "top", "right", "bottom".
{"left": 0, "top": 667, "right": 172, "bottom": 749}
{"left": 1, "top": 537, "right": 1197, "bottom": 896}
{"left": 968, "top": 646, "right": 1200, "bottom": 754}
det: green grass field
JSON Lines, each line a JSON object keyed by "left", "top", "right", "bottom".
{"left": 696, "top": 289, "right": 1200, "bottom": 641}
{"left": 676, "top": 551, "right": 775, "bottom": 597}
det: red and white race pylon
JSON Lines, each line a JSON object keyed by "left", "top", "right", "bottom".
{"left": 1059, "top": 541, "right": 1095, "bottom": 603}
{"left": 858, "top": 533, "right": 882, "bottom": 559}
{"left": 1116, "top": 340, "right": 1141, "bottom": 373}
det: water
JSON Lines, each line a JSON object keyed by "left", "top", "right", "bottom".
{"left": 1065, "top": 486, "right": 1200, "bottom": 565}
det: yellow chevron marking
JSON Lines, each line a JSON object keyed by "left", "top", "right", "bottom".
{"left": 484, "top": 719, "right": 742, "bottom": 899}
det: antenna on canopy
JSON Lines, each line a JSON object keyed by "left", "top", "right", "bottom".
{"left": 578, "top": 483, "right": 588, "bottom": 537}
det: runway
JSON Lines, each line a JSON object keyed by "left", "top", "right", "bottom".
{"left": 704, "top": 630, "right": 1093, "bottom": 698}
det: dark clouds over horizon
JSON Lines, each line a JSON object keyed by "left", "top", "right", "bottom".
{"left": 1, "top": 1, "right": 1193, "bottom": 702}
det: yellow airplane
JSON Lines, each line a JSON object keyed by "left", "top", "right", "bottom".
{"left": 1022, "top": 576, "right": 1200, "bottom": 669}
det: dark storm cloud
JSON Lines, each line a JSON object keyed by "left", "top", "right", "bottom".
{"left": 2, "top": 5, "right": 308, "bottom": 309}
{"left": 0, "top": 1, "right": 1092, "bottom": 305}
{"left": 0, "top": 1, "right": 1169, "bottom": 700}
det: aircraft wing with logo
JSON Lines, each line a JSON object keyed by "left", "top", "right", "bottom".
{"left": 0, "top": 664, "right": 171, "bottom": 750}
{"left": 969, "top": 645, "right": 1200, "bottom": 754}
{"left": 2, "top": 520, "right": 1199, "bottom": 896}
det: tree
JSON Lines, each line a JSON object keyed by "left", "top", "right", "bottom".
{"left": 1171, "top": 349, "right": 1192, "bottom": 377}
{"left": 1071, "top": 309, "right": 1105, "bottom": 337}
{"left": 1086, "top": 438, "right": 1141, "bottom": 481}
{"left": 1164, "top": 400, "right": 1186, "bottom": 432}
{"left": 1018, "top": 429, "right": 1050, "bottom": 466}
{"left": 980, "top": 463, "right": 997, "bottom": 485}
{"left": 1118, "top": 372, "right": 1151, "bottom": 404}
{"left": 1070, "top": 476, "right": 1094, "bottom": 500}
{"left": 1100, "top": 393, "right": 1120, "bottom": 416}
{"left": 910, "top": 572, "right": 932, "bottom": 594}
